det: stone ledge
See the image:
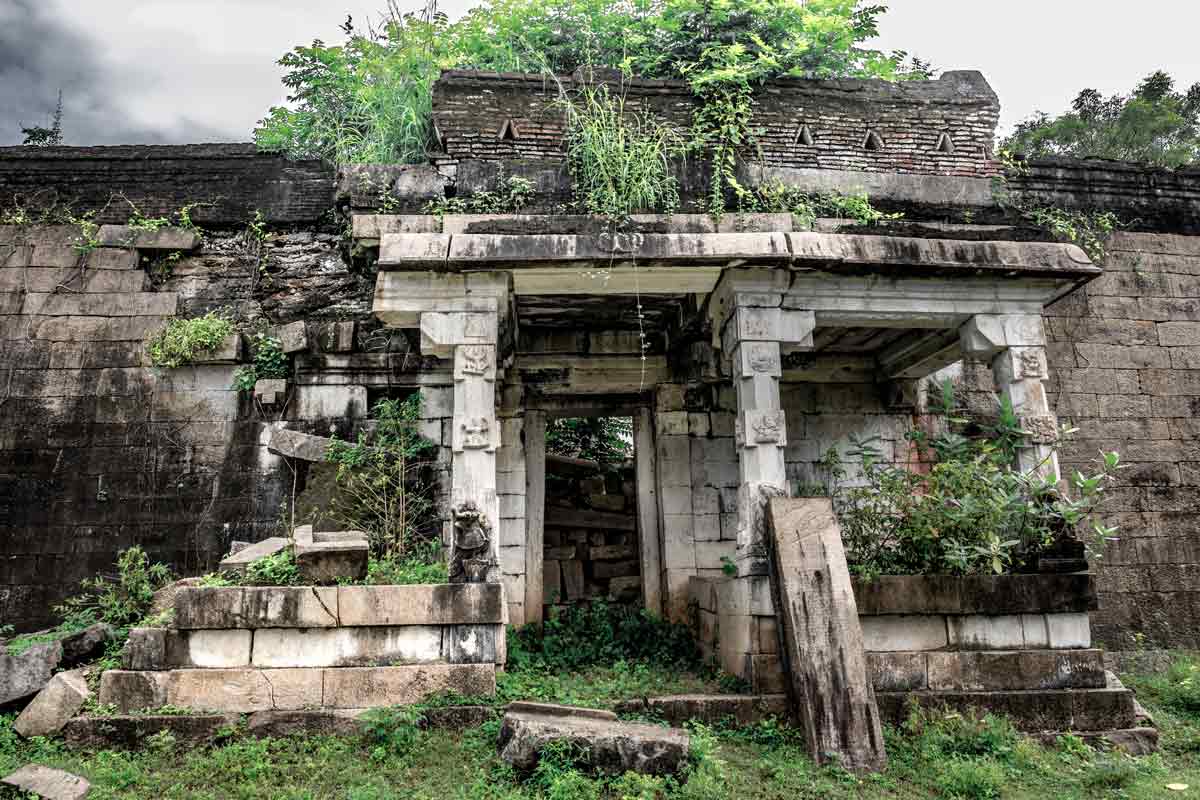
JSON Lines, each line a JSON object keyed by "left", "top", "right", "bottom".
{"left": 62, "top": 713, "right": 240, "bottom": 749}
{"left": 97, "top": 225, "right": 202, "bottom": 251}
{"left": 173, "top": 583, "right": 506, "bottom": 629}
{"left": 868, "top": 649, "right": 1107, "bottom": 692}
{"left": 615, "top": 694, "right": 790, "bottom": 727}
{"left": 853, "top": 574, "right": 1098, "bottom": 616}
{"left": 874, "top": 687, "right": 1137, "bottom": 733}
{"left": 99, "top": 664, "right": 496, "bottom": 713}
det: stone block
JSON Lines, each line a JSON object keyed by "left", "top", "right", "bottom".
{"left": 98, "top": 670, "right": 168, "bottom": 711}
{"left": 294, "top": 385, "right": 368, "bottom": 419}
{"left": 254, "top": 378, "right": 288, "bottom": 405}
{"left": 926, "top": 649, "right": 1107, "bottom": 691}
{"left": 337, "top": 583, "right": 505, "bottom": 626}
{"left": 1, "top": 765, "right": 90, "bottom": 800}
{"left": 13, "top": 669, "right": 89, "bottom": 738}
{"left": 98, "top": 225, "right": 201, "bottom": 251}
{"left": 1047, "top": 612, "right": 1092, "bottom": 648}
{"left": 294, "top": 525, "right": 369, "bottom": 582}
{"left": 560, "top": 560, "right": 586, "bottom": 599}
{"left": 867, "top": 652, "right": 928, "bottom": 691}
{"left": 190, "top": 332, "right": 242, "bottom": 364}
{"left": 323, "top": 664, "right": 496, "bottom": 707}
{"left": 443, "top": 624, "right": 499, "bottom": 664}
{"left": 218, "top": 537, "right": 289, "bottom": 575}
{"left": 174, "top": 587, "right": 340, "bottom": 629}
{"left": 608, "top": 576, "right": 642, "bottom": 600}
{"left": 860, "top": 615, "right": 948, "bottom": 652}
{"left": 745, "top": 654, "right": 788, "bottom": 694}
{"left": 123, "top": 627, "right": 167, "bottom": 670}
{"left": 946, "top": 615, "right": 1025, "bottom": 650}
{"left": 616, "top": 693, "right": 791, "bottom": 727}
{"left": 61, "top": 713, "right": 240, "bottom": 750}
{"left": 170, "top": 668, "right": 322, "bottom": 713}
{"left": 0, "top": 641, "right": 62, "bottom": 705}
{"left": 543, "top": 560, "right": 562, "bottom": 604}
{"left": 271, "top": 321, "right": 308, "bottom": 353}
{"left": 317, "top": 321, "right": 356, "bottom": 353}
{"left": 167, "top": 629, "right": 253, "bottom": 668}
{"left": 497, "top": 703, "right": 690, "bottom": 776}
{"left": 252, "top": 626, "right": 443, "bottom": 668}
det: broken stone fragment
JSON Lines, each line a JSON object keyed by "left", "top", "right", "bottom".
{"left": 267, "top": 427, "right": 334, "bottom": 462}
{"left": 497, "top": 702, "right": 690, "bottom": 776}
{"left": 14, "top": 669, "right": 90, "bottom": 738}
{"left": 254, "top": 378, "right": 288, "bottom": 405}
{"left": 217, "top": 537, "right": 290, "bottom": 575}
{"left": 1, "top": 764, "right": 90, "bottom": 800}
{"left": 0, "top": 641, "right": 63, "bottom": 706}
{"left": 59, "top": 624, "right": 116, "bottom": 668}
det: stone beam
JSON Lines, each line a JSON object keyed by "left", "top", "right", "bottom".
{"left": 876, "top": 329, "right": 963, "bottom": 380}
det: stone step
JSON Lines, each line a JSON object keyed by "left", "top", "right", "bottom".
{"left": 99, "top": 664, "right": 495, "bottom": 714}
{"left": 868, "top": 649, "right": 1108, "bottom": 692}
{"left": 874, "top": 687, "right": 1138, "bottom": 732}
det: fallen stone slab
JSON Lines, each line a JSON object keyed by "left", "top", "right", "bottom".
{"left": 14, "top": 669, "right": 89, "bottom": 738}
{"left": 1, "top": 764, "right": 90, "bottom": 800}
{"left": 294, "top": 525, "right": 368, "bottom": 583}
{"left": 62, "top": 714, "right": 239, "bottom": 750}
{"left": 0, "top": 641, "right": 63, "bottom": 706}
{"left": 497, "top": 702, "right": 690, "bottom": 776}
{"left": 267, "top": 428, "right": 334, "bottom": 462}
{"left": 615, "top": 694, "right": 791, "bottom": 727}
{"left": 59, "top": 624, "right": 116, "bottom": 668}
{"left": 218, "top": 537, "right": 290, "bottom": 575}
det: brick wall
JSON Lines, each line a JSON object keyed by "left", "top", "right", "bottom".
{"left": 433, "top": 70, "right": 1000, "bottom": 180}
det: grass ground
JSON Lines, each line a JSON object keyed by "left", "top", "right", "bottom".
{"left": 2, "top": 659, "right": 1200, "bottom": 800}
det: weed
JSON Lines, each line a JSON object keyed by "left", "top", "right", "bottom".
{"left": 146, "top": 311, "right": 235, "bottom": 369}
{"left": 360, "top": 705, "right": 425, "bottom": 763}
{"left": 233, "top": 331, "right": 289, "bottom": 392}
{"left": 363, "top": 545, "right": 448, "bottom": 585}
{"left": 242, "top": 547, "right": 301, "bottom": 587}
{"left": 933, "top": 756, "right": 1004, "bottom": 799}
{"left": 424, "top": 175, "right": 535, "bottom": 217}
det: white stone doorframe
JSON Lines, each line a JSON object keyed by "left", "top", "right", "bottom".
{"left": 522, "top": 400, "right": 663, "bottom": 623}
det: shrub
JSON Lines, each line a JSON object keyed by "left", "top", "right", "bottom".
{"left": 242, "top": 548, "right": 301, "bottom": 587}
{"left": 233, "top": 332, "right": 289, "bottom": 391}
{"left": 360, "top": 705, "right": 425, "bottom": 763}
{"left": 1123, "top": 657, "right": 1200, "bottom": 717}
{"left": 325, "top": 394, "right": 439, "bottom": 559}
{"left": 364, "top": 544, "right": 449, "bottom": 585}
{"left": 507, "top": 600, "right": 699, "bottom": 672}
{"left": 423, "top": 175, "right": 534, "bottom": 217}
{"left": 146, "top": 311, "right": 234, "bottom": 369}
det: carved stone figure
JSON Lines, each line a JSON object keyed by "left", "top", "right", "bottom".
{"left": 459, "top": 345, "right": 492, "bottom": 376}
{"left": 449, "top": 501, "right": 494, "bottom": 583}
{"left": 460, "top": 417, "right": 492, "bottom": 449}
{"left": 1018, "top": 349, "right": 1046, "bottom": 379}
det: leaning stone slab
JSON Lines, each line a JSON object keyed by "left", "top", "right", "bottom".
{"left": 766, "top": 497, "right": 886, "bottom": 773}
{"left": 497, "top": 702, "right": 690, "bottom": 776}
{"left": 1, "top": 764, "right": 90, "bottom": 800}
{"left": 173, "top": 586, "right": 339, "bottom": 629}
{"left": 14, "top": 669, "right": 89, "bottom": 738}
{"left": 294, "top": 525, "right": 368, "bottom": 583}
{"left": 267, "top": 428, "right": 334, "bottom": 462}
{"left": 62, "top": 713, "right": 239, "bottom": 750}
{"left": 0, "top": 641, "right": 62, "bottom": 705}
{"left": 217, "top": 537, "right": 290, "bottom": 575}
{"left": 337, "top": 583, "right": 505, "bottom": 627}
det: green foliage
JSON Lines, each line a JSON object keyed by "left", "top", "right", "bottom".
{"left": 830, "top": 381, "right": 1122, "bottom": 577}
{"left": 242, "top": 548, "right": 301, "bottom": 586}
{"left": 1124, "top": 657, "right": 1200, "bottom": 717}
{"left": 363, "top": 543, "right": 449, "bottom": 585}
{"left": 741, "top": 181, "right": 901, "bottom": 227}
{"left": 507, "top": 600, "right": 699, "bottom": 672}
{"left": 423, "top": 175, "right": 535, "bottom": 216}
{"left": 20, "top": 90, "right": 64, "bottom": 146}
{"left": 146, "top": 311, "right": 235, "bottom": 369}
{"left": 53, "top": 546, "right": 173, "bottom": 632}
{"left": 546, "top": 417, "right": 632, "bottom": 464}
{"left": 1003, "top": 70, "right": 1200, "bottom": 168}
{"left": 233, "top": 332, "right": 289, "bottom": 392}
{"left": 360, "top": 705, "right": 425, "bottom": 763}
{"left": 1020, "top": 206, "right": 1120, "bottom": 264}
{"left": 562, "top": 85, "right": 682, "bottom": 218}
{"left": 325, "top": 394, "right": 438, "bottom": 559}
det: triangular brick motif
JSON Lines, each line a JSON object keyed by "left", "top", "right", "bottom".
{"left": 862, "top": 129, "right": 884, "bottom": 151}
{"left": 496, "top": 119, "right": 520, "bottom": 140}
{"left": 794, "top": 124, "right": 815, "bottom": 147}
{"left": 935, "top": 131, "right": 955, "bottom": 154}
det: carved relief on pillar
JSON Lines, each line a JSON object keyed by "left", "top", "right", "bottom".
{"left": 736, "top": 341, "right": 783, "bottom": 377}
{"left": 1016, "top": 348, "right": 1047, "bottom": 380}
{"left": 1019, "top": 414, "right": 1059, "bottom": 445}
{"left": 456, "top": 344, "right": 495, "bottom": 379}
{"left": 735, "top": 410, "right": 788, "bottom": 448}
{"left": 459, "top": 417, "right": 493, "bottom": 449}
{"left": 449, "top": 501, "right": 496, "bottom": 583}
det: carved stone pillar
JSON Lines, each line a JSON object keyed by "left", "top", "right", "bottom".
{"left": 725, "top": 301, "right": 816, "bottom": 575}
{"left": 960, "top": 314, "right": 1060, "bottom": 481}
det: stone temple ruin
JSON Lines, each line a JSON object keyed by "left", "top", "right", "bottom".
{"left": 3, "top": 66, "right": 1200, "bottom": 766}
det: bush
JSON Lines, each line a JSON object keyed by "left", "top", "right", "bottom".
{"left": 56, "top": 546, "right": 173, "bottom": 631}
{"left": 364, "top": 545, "right": 449, "bottom": 585}
{"left": 233, "top": 332, "right": 289, "bottom": 392}
{"left": 507, "top": 601, "right": 699, "bottom": 672}
{"left": 146, "top": 311, "right": 234, "bottom": 369}
{"left": 325, "top": 394, "right": 438, "bottom": 559}
{"left": 242, "top": 548, "right": 301, "bottom": 587}
{"left": 1124, "top": 657, "right": 1200, "bottom": 717}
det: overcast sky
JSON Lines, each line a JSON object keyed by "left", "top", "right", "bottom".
{"left": 1, "top": 0, "right": 1197, "bottom": 147}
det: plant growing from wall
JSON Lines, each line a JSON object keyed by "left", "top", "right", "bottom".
{"left": 146, "top": 310, "right": 235, "bottom": 369}
{"left": 233, "top": 332, "right": 290, "bottom": 391}
{"left": 423, "top": 175, "right": 535, "bottom": 217}
{"left": 560, "top": 84, "right": 682, "bottom": 218}
{"left": 325, "top": 394, "right": 438, "bottom": 559}
{"left": 740, "top": 180, "right": 901, "bottom": 227}
{"left": 828, "top": 381, "right": 1123, "bottom": 578}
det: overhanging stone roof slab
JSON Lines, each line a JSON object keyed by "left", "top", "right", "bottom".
{"left": 376, "top": 230, "right": 1099, "bottom": 282}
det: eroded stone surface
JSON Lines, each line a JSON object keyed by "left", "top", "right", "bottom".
{"left": 174, "top": 587, "right": 340, "bottom": 629}
{"left": 2, "top": 764, "right": 90, "bottom": 800}
{"left": 0, "top": 642, "right": 62, "bottom": 705}
{"left": 62, "top": 714, "right": 239, "bottom": 750}
{"left": 14, "top": 669, "right": 89, "bottom": 738}
{"left": 497, "top": 703, "right": 690, "bottom": 776}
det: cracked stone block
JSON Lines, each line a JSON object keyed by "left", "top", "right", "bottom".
{"left": 271, "top": 321, "right": 308, "bottom": 353}
{"left": 173, "top": 587, "right": 340, "bottom": 629}
{"left": 2, "top": 764, "right": 90, "bottom": 800}
{"left": 267, "top": 428, "right": 334, "bottom": 462}
{"left": 337, "top": 583, "right": 506, "bottom": 627}
{"left": 14, "top": 669, "right": 89, "bottom": 738}
{"left": 322, "top": 664, "right": 496, "bottom": 708}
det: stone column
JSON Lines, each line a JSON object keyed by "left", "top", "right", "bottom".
{"left": 960, "top": 314, "right": 1060, "bottom": 481}
{"left": 724, "top": 300, "right": 816, "bottom": 575}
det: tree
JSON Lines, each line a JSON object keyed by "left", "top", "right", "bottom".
{"left": 1003, "top": 71, "right": 1200, "bottom": 168}
{"left": 20, "top": 90, "right": 65, "bottom": 147}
